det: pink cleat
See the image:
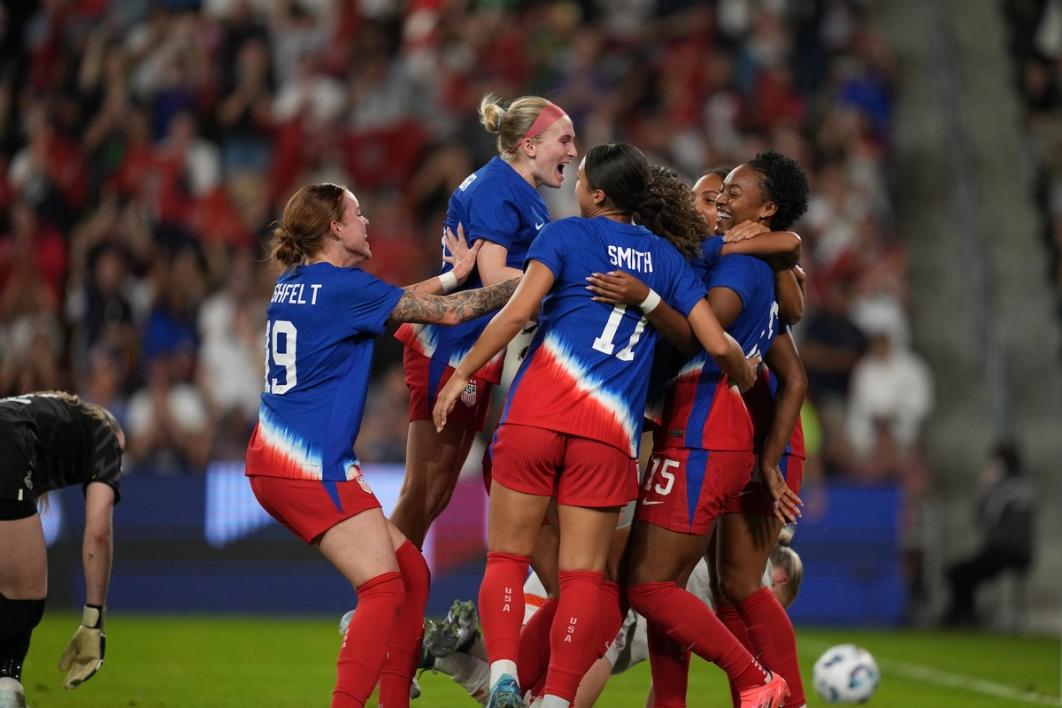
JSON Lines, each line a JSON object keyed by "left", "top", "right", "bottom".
{"left": 738, "top": 671, "right": 790, "bottom": 708}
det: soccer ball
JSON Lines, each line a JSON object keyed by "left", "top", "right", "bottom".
{"left": 812, "top": 643, "right": 880, "bottom": 703}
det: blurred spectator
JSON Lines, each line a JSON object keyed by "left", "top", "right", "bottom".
{"left": 846, "top": 302, "right": 933, "bottom": 460}
{"left": 799, "top": 278, "right": 866, "bottom": 455}
{"left": 196, "top": 248, "right": 264, "bottom": 460}
{"left": 79, "top": 343, "right": 131, "bottom": 431}
{"left": 944, "top": 442, "right": 1035, "bottom": 627}
{"left": 126, "top": 351, "right": 212, "bottom": 475}
{"left": 358, "top": 362, "right": 412, "bottom": 465}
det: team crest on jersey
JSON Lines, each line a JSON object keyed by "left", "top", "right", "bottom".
{"left": 461, "top": 380, "right": 478, "bottom": 407}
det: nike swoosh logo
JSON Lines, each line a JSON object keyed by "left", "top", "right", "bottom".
{"left": 641, "top": 500, "right": 665, "bottom": 506}
{"left": 535, "top": 222, "right": 544, "bottom": 230}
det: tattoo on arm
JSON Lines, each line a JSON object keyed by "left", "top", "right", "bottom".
{"left": 391, "top": 278, "right": 519, "bottom": 325}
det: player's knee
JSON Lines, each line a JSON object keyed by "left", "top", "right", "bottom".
{"left": 0, "top": 593, "right": 45, "bottom": 638}
{"left": 426, "top": 483, "right": 458, "bottom": 521}
{"left": 627, "top": 582, "right": 666, "bottom": 618}
{"left": 718, "top": 570, "right": 760, "bottom": 606}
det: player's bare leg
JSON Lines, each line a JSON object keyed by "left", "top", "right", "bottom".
{"left": 629, "top": 522, "right": 783, "bottom": 706}
{"left": 0, "top": 513, "right": 47, "bottom": 708}
{"left": 391, "top": 420, "right": 478, "bottom": 548}
{"left": 0, "top": 515, "right": 47, "bottom": 600}
{"left": 316, "top": 509, "right": 406, "bottom": 708}
{"left": 480, "top": 483, "right": 551, "bottom": 707}
{"left": 716, "top": 510, "right": 803, "bottom": 706}
{"left": 533, "top": 504, "right": 619, "bottom": 708}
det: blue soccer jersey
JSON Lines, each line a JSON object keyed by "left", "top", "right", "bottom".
{"left": 245, "top": 263, "right": 403, "bottom": 483}
{"left": 499, "top": 217, "right": 707, "bottom": 457}
{"left": 651, "top": 237, "right": 780, "bottom": 451}
{"left": 395, "top": 157, "right": 549, "bottom": 386}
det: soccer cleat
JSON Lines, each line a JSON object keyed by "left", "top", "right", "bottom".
{"left": 445, "top": 599, "right": 479, "bottom": 653}
{"left": 418, "top": 621, "right": 442, "bottom": 669}
{"left": 423, "top": 617, "right": 462, "bottom": 658}
{"left": 738, "top": 671, "right": 790, "bottom": 708}
{"left": 486, "top": 674, "right": 523, "bottom": 708}
{"left": 0, "top": 677, "right": 27, "bottom": 708}
{"left": 410, "top": 675, "right": 421, "bottom": 700}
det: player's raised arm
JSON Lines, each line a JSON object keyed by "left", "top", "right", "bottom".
{"left": 432, "top": 261, "right": 555, "bottom": 430}
{"left": 388, "top": 276, "right": 520, "bottom": 326}
{"left": 401, "top": 224, "right": 483, "bottom": 296}
{"left": 775, "top": 267, "right": 805, "bottom": 325}
{"left": 721, "top": 225, "right": 802, "bottom": 270}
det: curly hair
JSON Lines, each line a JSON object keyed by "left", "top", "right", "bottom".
{"left": 646, "top": 165, "right": 704, "bottom": 261}
{"left": 746, "top": 151, "right": 810, "bottom": 231}
{"left": 582, "top": 145, "right": 704, "bottom": 261}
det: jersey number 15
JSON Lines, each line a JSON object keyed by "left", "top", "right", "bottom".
{"left": 264, "top": 319, "right": 298, "bottom": 394}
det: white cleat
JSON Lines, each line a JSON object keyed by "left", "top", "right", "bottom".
{"left": 0, "top": 678, "right": 27, "bottom": 708}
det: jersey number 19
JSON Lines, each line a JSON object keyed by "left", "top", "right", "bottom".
{"left": 265, "top": 319, "right": 298, "bottom": 394}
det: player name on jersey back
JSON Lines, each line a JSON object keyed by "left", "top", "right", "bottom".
{"left": 607, "top": 245, "right": 654, "bottom": 272}
{"left": 270, "top": 282, "right": 323, "bottom": 305}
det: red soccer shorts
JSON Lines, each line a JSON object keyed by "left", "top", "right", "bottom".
{"left": 249, "top": 475, "right": 381, "bottom": 544}
{"left": 490, "top": 423, "right": 637, "bottom": 507}
{"left": 722, "top": 454, "right": 804, "bottom": 516}
{"left": 636, "top": 447, "right": 755, "bottom": 535}
{"left": 403, "top": 347, "right": 493, "bottom": 431}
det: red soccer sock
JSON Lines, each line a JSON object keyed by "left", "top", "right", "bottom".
{"left": 717, "top": 604, "right": 752, "bottom": 707}
{"left": 479, "top": 551, "right": 531, "bottom": 664}
{"left": 542, "top": 570, "right": 606, "bottom": 702}
{"left": 518, "top": 596, "right": 558, "bottom": 689}
{"left": 629, "top": 582, "right": 768, "bottom": 692}
{"left": 378, "top": 542, "right": 431, "bottom": 708}
{"left": 646, "top": 619, "right": 690, "bottom": 708}
{"left": 597, "top": 580, "right": 624, "bottom": 657}
{"left": 737, "top": 587, "right": 805, "bottom": 706}
{"left": 333, "top": 571, "right": 404, "bottom": 708}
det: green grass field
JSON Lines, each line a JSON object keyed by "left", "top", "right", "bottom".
{"left": 20, "top": 613, "right": 1061, "bottom": 707}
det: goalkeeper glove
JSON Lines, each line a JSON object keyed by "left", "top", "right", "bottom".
{"left": 58, "top": 604, "right": 106, "bottom": 689}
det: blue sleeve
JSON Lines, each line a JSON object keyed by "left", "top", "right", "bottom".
{"left": 694, "top": 236, "right": 725, "bottom": 274}
{"left": 465, "top": 187, "right": 520, "bottom": 250}
{"left": 341, "top": 270, "right": 405, "bottom": 335}
{"left": 662, "top": 251, "right": 707, "bottom": 317}
{"left": 525, "top": 221, "right": 567, "bottom": 278}
{"left": 706, "top": 255, "right": 760, "bottom": 310}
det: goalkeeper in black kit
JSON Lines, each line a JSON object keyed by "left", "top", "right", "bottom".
{"left": 0, "top": 392, "right": 123, "bottom": 708}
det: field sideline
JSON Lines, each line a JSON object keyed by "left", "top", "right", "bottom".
{"left": 21, "top": 613, "right": 1061, "bottom": 707}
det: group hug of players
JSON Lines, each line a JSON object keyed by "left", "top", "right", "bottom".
{"left": 0, "top": 92, "right": 810, "bottom": 708}
{"left": 245, "top": 94, "right": 811, "bottom": 708}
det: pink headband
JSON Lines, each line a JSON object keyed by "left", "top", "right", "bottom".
{"left": 507, "top": 102, "right": 568, "bottom": 153}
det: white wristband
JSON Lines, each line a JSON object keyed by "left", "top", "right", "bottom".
{"left": 638, "top": 288, "right": 661, "bottom": 314}
{"left": 438, "top": 271, "right": 458, "bottom": 294}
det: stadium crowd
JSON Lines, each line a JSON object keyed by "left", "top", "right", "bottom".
{"left": 0, "top": 0, "right": 930, "bottom": 497}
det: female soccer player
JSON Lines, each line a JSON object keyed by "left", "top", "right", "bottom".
{"left": 0, "top": 392, "right": 123, "bottom": 708}
{"left": 244, "top": 183, "right": 519, "bottom": 708}
{"left": 434, "top": 143, "right": 765, "bottom": 708}
{"left": 587, "top": 152, "right": 809, "bottom": 708}
{"left": 711, "top": 155, "right": 811, "bottom": 708}
{"left": 392, "top": 94, "right": 577, "bottom": 549}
